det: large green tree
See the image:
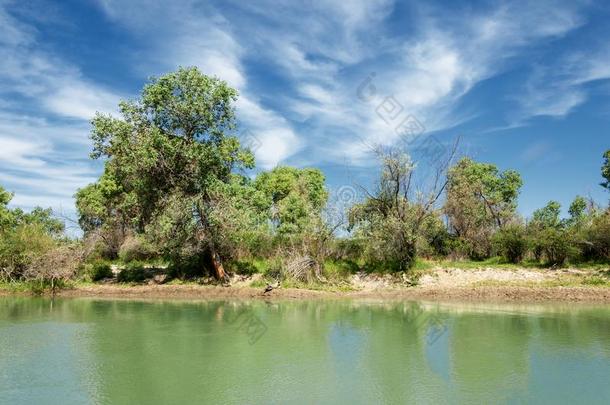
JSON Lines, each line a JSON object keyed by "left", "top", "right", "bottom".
{"left": 81, "top": 67, "right": 254, "bottom": 279}
{"left": 444, "top": 157, "right": 522, "bottom": 259}
{"left": 253, "top": 166, "right": 327, "bottom": 237}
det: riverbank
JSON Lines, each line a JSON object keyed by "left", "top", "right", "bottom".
{"left": 3, "top": 266, "right": 609, "bottom": 303}
{"left": 54, "top": 283, "right": 610, "bottom": 303}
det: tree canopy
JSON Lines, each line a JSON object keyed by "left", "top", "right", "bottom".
{"left": 254, "top": 166, "right": 327, "bottom": 236}
{"left": 79, "top": 67, "right": 254, "bottom": 279}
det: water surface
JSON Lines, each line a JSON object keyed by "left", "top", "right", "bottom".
{"left": 1, "top": 297, "right": 609, "bottom": 404}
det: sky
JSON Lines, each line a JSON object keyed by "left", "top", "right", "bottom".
{"left": 0, "top": 0, "right": 609, "bottom": 225}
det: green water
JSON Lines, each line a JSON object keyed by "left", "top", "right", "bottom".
{"left": 1, "top": 298, "right": 609, "bottom": 404}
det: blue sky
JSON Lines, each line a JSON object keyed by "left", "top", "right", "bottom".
{"left": 0, "top": 0, "right": 609, "bottom": 223}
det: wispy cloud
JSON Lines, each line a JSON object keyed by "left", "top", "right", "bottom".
{"left": 1, "top": 0, "right": 609, "bottom": 217}
{"left": 512, "top": 44, "right": 610, "bottom": 122}
{"left": 0, "top": 1, "right": 119, "bottom": 213}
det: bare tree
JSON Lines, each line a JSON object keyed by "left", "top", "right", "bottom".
{"left": 349, "top": 138, "right": 459, "bottom": 270}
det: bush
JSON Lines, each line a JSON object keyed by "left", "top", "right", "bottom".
{"left": 167, "top": 254, "right": 208, "bottom": 280}
{"left": 446, "top": 235, "right": 492, "bottom": 261}
{"left": 230, "top": 261, "right": 260, "bottom": 275}
{"left": 23, "top": 244, "right": 83, "bottom": 292}
{"left": 586, "top": 212, "right": 610, "bottom": 260}
{"left": 0, "top": 224, "right": 56, "bottom": 281}
{"left": 535, "top": 228, "right": 578, "bottom": 266}
{"left": 118, "top": 234, "right": 155, "bottom": 263}
{"left": 493, "top": 224, "right": 528, "bottom": 263}
{"left": 117, "top": 261, "right": 148, "bottom": 283}
{"left": 89, "top": 260, "right": 113, "bottom": 281}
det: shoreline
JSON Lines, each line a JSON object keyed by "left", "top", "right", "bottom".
{"left": 2, "top": 283, "right": 610, "bottom": 303}
{"left": 3, "top": 266, "right": 610, "bottom": 303}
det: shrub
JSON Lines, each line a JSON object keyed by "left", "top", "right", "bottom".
{"left": 586, "top": 212, "right": 610, "bottom": 260}
{"left": 167, "top": 255, "right": 208, "bottom": 280}
{"left": 118, "top": 234, "right": 155, "bottom": 263}
{"left": 493, "top": 224, "right": 528, "bottom": 263}
{"left": 230, "top": 261, "right": 259, "bottom": 275}
{"left": 89, "top": 260, "right": 113, "bottom": 281}
{"left": 117, "top": 261, "right": 148, "bottom": 283}
{"left": 0, "top": 224, "right": 56, "bottom": 281}
{"left": 24, "top": 244, "right": 83, "bottom": 291}
{"left": 535, "top": 228, "right": 578, "bottom": 266}
{"left": 446, "top": 235, "right": 492, "bottom": 261}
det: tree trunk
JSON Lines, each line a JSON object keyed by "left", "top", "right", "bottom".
{"left": 210, "top": 246, "right": 226, "bottom": 281}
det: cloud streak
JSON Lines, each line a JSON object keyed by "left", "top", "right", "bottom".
{"left": 1, "top": 0, "right": 609, "bottom": 218}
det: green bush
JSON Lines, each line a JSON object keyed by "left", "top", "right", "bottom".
{"left": 118, "top": 235, "right": 155, "bottom": 263}
{"left": 166, "top": 255, "right": 208, "bottom": 279}
{"left": 89, "top": 261, "right": 113, "bottom": 281}
{"left": 0, "top": 224, "right": 56, "bottom": 281}
{"left": 586, "top": 212, "right": 610, "bottom": 260}
{"left": 230, "top": 260, "right": 260, "bottom": 275}
{"left": 493, "top": 224, "right": 528, "bottom": 263}
{"left": 535, "top": 228, "right": 578, "bottom": 266}
{"left": 117, "top": 261, "right": 148, "bottom": 283}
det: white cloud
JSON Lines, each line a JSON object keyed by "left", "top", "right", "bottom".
{"left": 43, "top": 81, "right": 120, "bottom": 120}
{"left": 0, "top": 2, "right": 122, "bottom": 213}
{"left": 97, "top": 0, "right": 304, "bottom": 168}
{"left": 512, "top": 44, "right": 610, "bottom": 122}
{"left": 2, "top": 0, "right": 608, "bottom": 217}
{"left": 0, "top": 136, "right": 48, "bottom": 168}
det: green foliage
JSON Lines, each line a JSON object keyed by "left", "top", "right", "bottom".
{"left": 0, "top": 223, "right": 57, "bottom": 280}
{"left": 537, "top": 228, "right": 577, "bottom": 266}
{"left": 349, "top": 147, "right": 445, "bottom": 271}
{"left": 254, "top": 166, "right": 328, "bottom": 237}
{"left": 601, "top": 150, "right": 610, "bottom": 191}
{"left": 493, "top": 223, "right": 528, "bottom": 263}
{"left": 445, "top": 157, "right": 522, "bottom": 260}
{"left": 118, "top": 234, "right": 156, "bottom": 263}
{"left": 531, "top": 201, "right": 562, "bottom": 229}
{"left": 166, "top": 255, "right": 208, "bottom": 279}
{"left": 82, "top": 67, "right": 255, "bottom": 278}
{"left": 117, "top": 261, "right": 147, "bottom": 283}
{"left": 583, "top": 211, "right": 610, "bottom": 260}
{"left": 89, "top": 261, "right": 113, "bottom": 281}
{"left": 417, "top": 212, "right": 452, "bottom": 257}
{"left": 229, "top": 260, "right": 261, "bottom": 275}
{"left": 582, "top": 276, "right": 608, "bottom": 286}
{"left": 568, "top": 196, "right": 587, "bottom": 222}
{"left": 0, "top": 185, "right": 14, "bottom": 229}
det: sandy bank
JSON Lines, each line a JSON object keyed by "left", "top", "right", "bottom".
{"left": 3, "top": 267, "right": 609, "bottom": 303}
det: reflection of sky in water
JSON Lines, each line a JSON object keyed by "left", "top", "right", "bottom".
{"left": 1, "top": 299, "right": 610, "bottom": 404}
{"left": 327, "top": 322, "right": 372, "bottom": 401}
{"left": 425, "top": 320, "right": 452, "bottom": 384}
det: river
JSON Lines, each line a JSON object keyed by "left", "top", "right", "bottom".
{"left": 1, "top": 297, "right": 609, "bottom": 404}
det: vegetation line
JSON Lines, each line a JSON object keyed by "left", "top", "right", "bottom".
{"left": 1, "top": 68, "right": 609, "bottom": 295}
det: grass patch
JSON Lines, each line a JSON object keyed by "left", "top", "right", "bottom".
{"left": 422, "top": 257, "right": 610, "bottom": 271}
{"left": 0, "top": 280, "right": 74, "bottom": 294}
{"left": 472, "top": 275, "right": 610, "bottom": 289}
